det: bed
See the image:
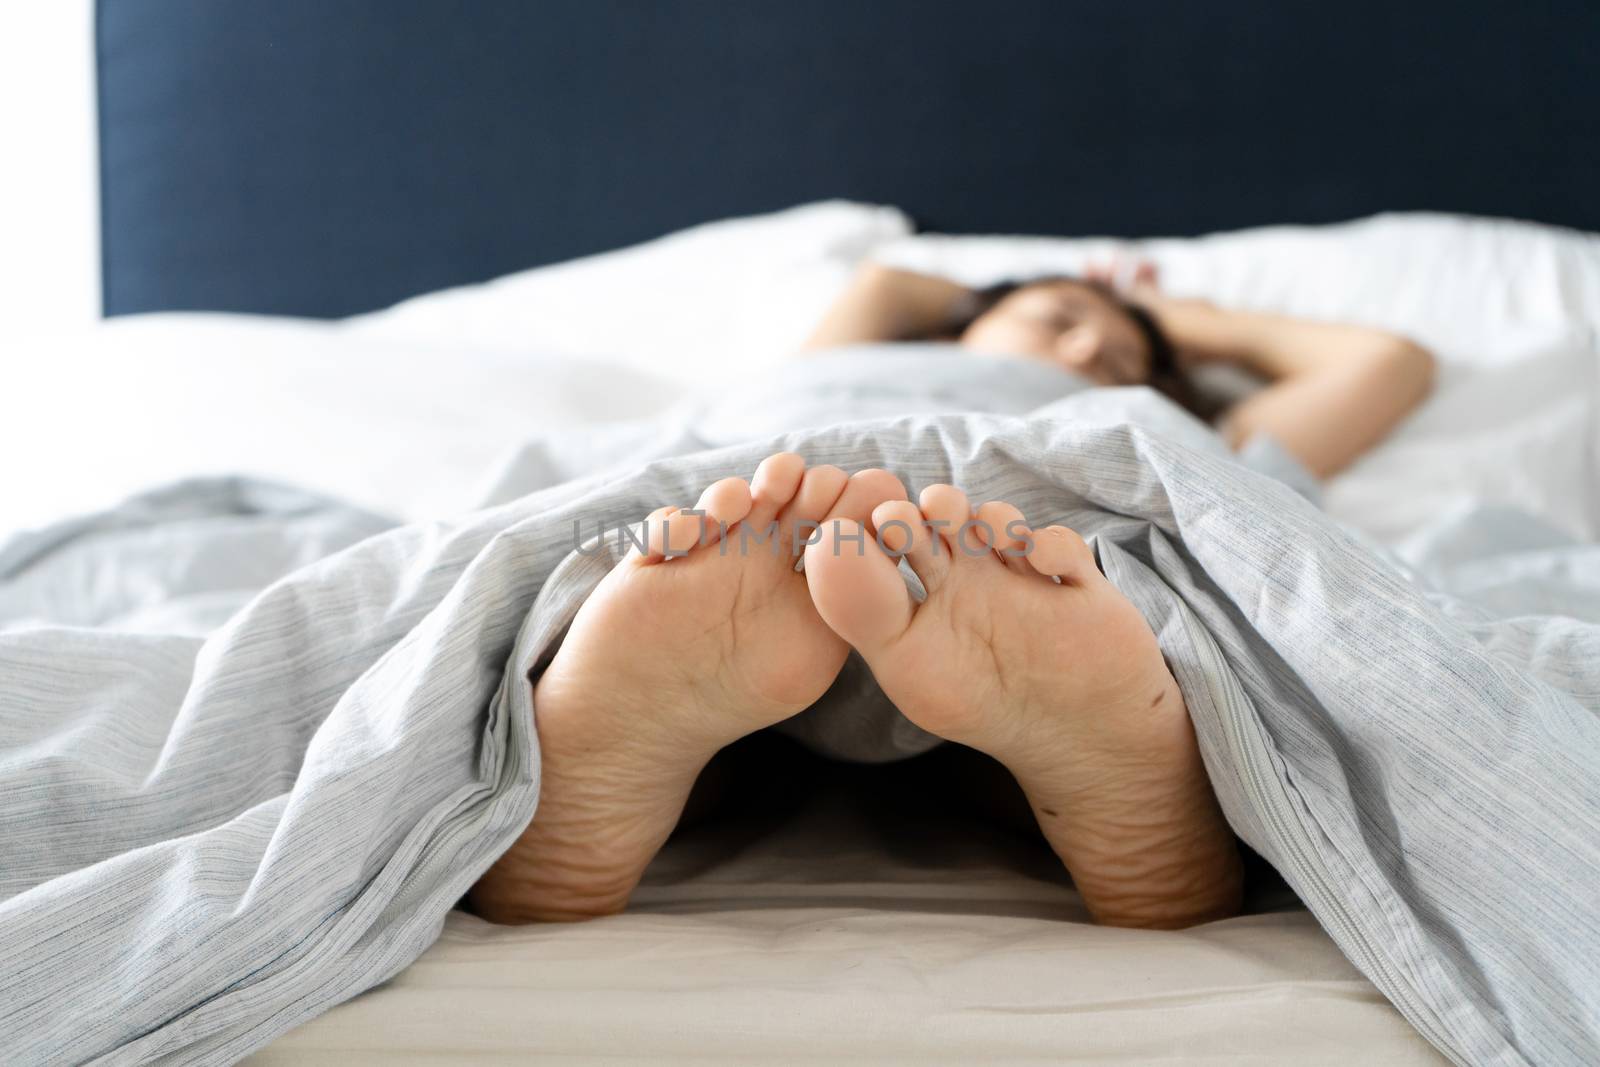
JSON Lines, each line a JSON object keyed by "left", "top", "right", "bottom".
{"left": 245, "top": 763, "right": 1443, "bottom": 1065}
{"left": 6, "top": 3, "right": 1595, "bottom": 1064}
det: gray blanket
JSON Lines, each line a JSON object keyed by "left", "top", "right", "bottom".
{"left": 2, "top": 352, "right": 1597, "bottom": 1065}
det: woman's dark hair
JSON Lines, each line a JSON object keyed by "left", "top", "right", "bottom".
{"left": 958, "top": 276, "right": 1213, "bottom": 420}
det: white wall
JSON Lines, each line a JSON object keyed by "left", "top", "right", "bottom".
{"left": 0, "top": 3, "right": 99, "bottom": 330}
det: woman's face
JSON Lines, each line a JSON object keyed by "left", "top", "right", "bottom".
{"left": 959, "top": 280, "right": 1151, "bottom": 385}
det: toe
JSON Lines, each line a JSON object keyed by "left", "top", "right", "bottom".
{"left": 1027, "top": 525, "right": 1098, "bottom": 584}
{"left": 659, "top": 507, "right": 705, "bottom": 558}
{"left": 919, "top": 484, "right": 973, "bottom": 556}
{"left": 974, "top": 500, "right": 1034, "bottom": 575}
{"left": 747, "top": 453, "right": 806, "bottom": 525}
{"left": 804, "top": 518, "right": 913, "bottom": 652}
{"left": 691, "top": 477, "right": 754, "bottom": 548}
{"left": 827, "top": 468, "right": 909, "bottom": 524}
{"left": 781, "top": 464, "right": 850, "bottom": 528}
{"left": 638, "top": 506, "right": 682, "bottom": 563}
{"left": 803, "top": 467, "right": 909, "bottom": 571}
{"left": 638, "top": 478, "right": 754, "bottom": 561}
{"left": 871, "top": 498, "right": 948, "bottom": 587}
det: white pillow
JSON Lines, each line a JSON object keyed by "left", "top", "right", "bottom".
{"left": 344, "top": 200, "right": 912, "bottom": 387}
{"left": 874, "top": 213, "right": 1600, "bottom": 540}
{"left": 4, "top": 314, "right": 687, "bottom": 532}
{"left": 1318, "top": 338, "right": 1599, "bottom": 543}
{"left": 872, "top": 212, "right": 1600, "bottom": 361}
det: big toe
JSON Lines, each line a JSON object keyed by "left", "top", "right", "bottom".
{"left": 804, "top": 472, "right": 916, "bottom": 654}
{"left": 805, "top": 518, "right": 913, "bottom": 651}
{"left": 827, "top": 467, "right": 908, "bottom": 523}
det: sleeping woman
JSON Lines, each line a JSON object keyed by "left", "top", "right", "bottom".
{"left": 467, "top": 261, "right": 1435, "bottom": 930}
{"left": 803, "top": 259, "right": 1435, "bottom": 478}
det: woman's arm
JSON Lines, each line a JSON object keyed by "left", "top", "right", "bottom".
{"left": 801, "top": 264, "right": 972, "bottom": 352}
{"left": 1147, "top": 297, "right": 1436, "bottom": 478}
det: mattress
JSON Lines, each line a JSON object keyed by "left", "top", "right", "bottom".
{"left": 245, "top": 767, "right": 1444, "bottom": 1065}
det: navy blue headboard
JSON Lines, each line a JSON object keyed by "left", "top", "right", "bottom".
{"left": 97, "top": 1, "right": 1600, "bottom": 319}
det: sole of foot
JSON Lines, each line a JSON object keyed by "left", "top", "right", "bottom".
{"left": 803, "top": 485, "right": 1242, "bottom": 929}
{"left": 468, "top": 454, "right": 908, "bottom": 923}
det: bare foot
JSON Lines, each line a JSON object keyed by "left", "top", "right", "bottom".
{"left": 468, "top": 454, "right": 908, "bottom": 923}
{"left": 803, "top": 486, "right": 1242, "bottom": 929}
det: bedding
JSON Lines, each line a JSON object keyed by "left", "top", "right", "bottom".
{"left": 245, "top": 774, "right": 1448, "bottom": 1066}
{"left": 11, "top": 205, "right": 1594, "bottom": 545}
{"left": 5, "top": 207, "right": 1598, "bottom": 1065}
{"left": 343, "top": 200, "right": 913, "bottom": 386}
{"left": 342, "top": 204, "right": 1600, "bottom": 544}
{"left": 0, "top": 315, "right": 685, "bottom": 534}
{"left": 3, "top": 351, "right": 1599, "bottom": 1065}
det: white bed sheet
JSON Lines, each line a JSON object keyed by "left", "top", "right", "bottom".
{"left": 2, "top": 315, "right": 685, "bottom": 534}
{"left": 245, "top": 783, "right": 1445, "bottom": 1066}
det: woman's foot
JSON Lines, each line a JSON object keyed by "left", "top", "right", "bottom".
{"left": 803, "top": 486, "right": 1242, "bottom": 929}
{"left": 468, "top": 454, "right": 908, "bottom": 923}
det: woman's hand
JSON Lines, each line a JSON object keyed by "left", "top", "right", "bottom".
{"left": 1084, "top": 256, "right": 1162, "bottom": 304}
{"left": 1085, "top": 257, "right": 1216, "bottom": 369}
